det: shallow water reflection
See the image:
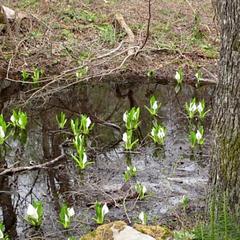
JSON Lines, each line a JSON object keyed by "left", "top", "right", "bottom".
{"left": 1, "top": 82, "right": 213, "bottom": 239}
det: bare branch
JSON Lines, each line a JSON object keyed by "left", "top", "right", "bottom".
{"left": 0, "top": 154, "right": 66, "bottom": 176}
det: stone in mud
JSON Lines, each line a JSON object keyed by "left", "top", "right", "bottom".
{"left": 80, "top": 221, "right": 171, "bottom": 240}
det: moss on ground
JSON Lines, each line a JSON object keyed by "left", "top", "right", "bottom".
{"left": 80, "top": 221, "right": 172, "bottom": 240}
{"left": 134, "top": 224, "right": 172, "bottom": 240}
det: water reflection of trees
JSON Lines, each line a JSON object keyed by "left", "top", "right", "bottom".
{"left": 0, "top": 152, "right": 17, "bottom": 238}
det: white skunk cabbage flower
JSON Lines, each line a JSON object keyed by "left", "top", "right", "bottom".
{"left": 157, "top": 128, "right": 165, "bottom": 138}
{"left": 122, "top": 132, "right": 128, "bottom": 143}
{"left": 142, "top": 185, "right": 147, "bottom": 194}
{"left": 26, "top": 204, "right": 38, "bottom": 221}
{"left": 0, "top": 126, "right": 5, "bottom": 139}
{"left": 189, "top": 102, "right": 197, "bottom": 112}
{"left": 102, "top": 203, "right": 109, "bottom": 216}
{"left": 0, "top": 229, "right": 4, "bottom": 239}
{"left": 175, "top": 71, "right": 181, "bottom": 81}
{"left": 86, "top": 117, "right": 91, "bottom": 128}
{"left": 196, "top": 130, "right": 202, "bottom": 141}
{"left": 67, "top": 207, "right": 75, "bottom": 217}
{"left": 123, "top": 112, "right": 127, "bottom": 123}
{"left": 152, "top": 101, "right": 158, "bottom": 110}
{"left": 197, "top": 102, "right": 204, "bottom": 113}
{"left": 83, "top": 153, "right": 88, "bottom": 164}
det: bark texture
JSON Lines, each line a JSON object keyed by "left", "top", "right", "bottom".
{"left": 210, "top": 0, "right": 240, "bottom": 217}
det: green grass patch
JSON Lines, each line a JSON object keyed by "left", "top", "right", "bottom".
{"left": 17, "top": 0, "right": 39, "bottom": 9}
{"left": 96, "top": 24, "right": 125, "bottom": 46}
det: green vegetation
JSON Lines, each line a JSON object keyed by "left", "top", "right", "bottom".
{"left": 59, "top": 204, "right": 75, "bottom": 229}
{"left": 56, "top": 112, "right": 67, "bottom": 129}
{"left": 150, "top": 122, "right": 166, "bottom": 145}
{"left": 97, "top": 24, "right": 117, "bottom": 45}
{"left": 138, "top": 211, "right": 148, "bottom": 225}
{"left": 0, "top": 223, "right": 9, "bottom": 240}
{"left": 93, "top": 202, "right": 109, "bottom": 225}
{"left": 76, "top": 67, "right": 89, "bottom": 79}
{"left": 17, "top": 0, "right": 39, "bottom": 8}
{"left": 0, "top": 110, "right": 28, "bottom": 145}
{"left": 123, "top": 165, "right": 137, "bottom": 182}
{"left": 21, "top": 70, "right": 30, "bottom": 81}
{"left": 145, "top": 96, "right": 161, "bottom": 117}
{"left": 61, "top": 8, "right": 97, "bottom": 23}
{"left": 25, "top": 201, "right": 44, "bottom": 227}
{"left": 193, "top": 195, "right": 240, "bottom": 240}
{"left": 135, "top": 182, "right": 147, "bottom": 200}
{"left": 70, "top": 115, "right": 94, "bottom": 170}
{"left": 123, "top": 107, "right": 140, "bottom": 130}
{"left": 175, "top": 67, "right": 184, "bottom": 94}
{"left": 0, "top": 0, "right": 226, "bottom": 238}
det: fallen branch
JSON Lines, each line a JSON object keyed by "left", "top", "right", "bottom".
{"left": 0, "top": 5, "right": 16, "bottom": 23}
{"left": 86, "top": 182, "right": 138, "bottom": 209}
{"left": 0, "top": 5, "right": 15, "bottom": 37}
{"left": 115, "top": 13, "right": 135, "bottom": 55}
{"left": 0, "top": 154, "right": 66, "bottom": 176}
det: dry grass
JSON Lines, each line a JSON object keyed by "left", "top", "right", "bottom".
{"left": 0, "top": 0, "right": 219, "bottom": 101}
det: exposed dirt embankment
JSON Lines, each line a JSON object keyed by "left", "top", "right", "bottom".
{"left": 0, "top": 0, "right": 218, "bottom": 104}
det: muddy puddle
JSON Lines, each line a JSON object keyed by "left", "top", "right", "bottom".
{"left": 0, "top": 81, "right": 214, "bottom": 239}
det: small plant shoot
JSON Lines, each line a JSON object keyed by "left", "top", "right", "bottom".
{"left": 197, "top": 100, "right": 210, "bottom": 120}
{"left": 190, "top": 126, "right": 204, "bottom": 148}
{"left": 195, "top": 70, "right": 203, "bottom": 87}
{"left": 145, "top": 96, "right": 161, "bottom": 117}
{"left": 123, "top": 107, "right": 140, "bottom": 130}
{"left": 25, "top": 201, "right": 44, "bottom": 227}
{"left": 93, "top": 202, "right": 109, "bottom": 224}
{"left": 181, "top": 195, "right": 190, "bottom": 212}
{"left": 21, "top": 70, "right": 30, "bottom": 81}
{"left": 139, "top": 211, "right": 148, "bottom": 225}
{"left": 185, "top": 98, "right": 210, "bottom": 120}
{"left": 150, "top": 122, "right": 166, "bottom": 145}
{"left": 0, "top": 110, "right": 28, "bottom": 145}
{"left": 122, "top": 130, "right": 138, "bottom": 151}
{"left": 10, "top": 110, "right": 28, "bottom": 130}
{"left": 123, "top": 165, "right": 137, "bottom": 182}
{"left": 71, "top": 135, "right": 92, "bottom": 170}
{"left": 32, "top": 68, "right": 43, "bottom": 85}
{"left": 174, "top": 67, "right": 184, "bottom": 93}
{"left": 67, "top": 237, "right": 77, "bottom": 240}
{"left": 56, "top": 112, "right": 67, "bottom": 129}
{"left": 135, "top": 182, "right": 147, "bottom": 200}
{"left": 0, "top": 225, "right": 3, "bottom": 239}
{"left": 174, "top": 230, "right": 195, "bottom": 240}
{"left": 71, "top": 115, "right": 93, "bottom": 136}
{"left": 76, "top": 66, "right": 88, "bottom": 79}
{"left": 59, "top": 204, "right": 75, "bottom": 229}
{"left": 0, "top": 115, "right": 8, "bottom": 145}
{"left": 0, "top": 223, "right": 9, "bottom": 240}
{"left": 185, "top": 98, "right": 197, "bottom": 119}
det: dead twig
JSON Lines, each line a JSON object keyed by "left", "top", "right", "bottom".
{"left": 123, "top": 188, "right": 132, "bottom": 224}
{"left": 0, "top": 154, "right": 66, "bottom": 176}
{"left": 0, "top": 5, "right": 14, "bottom": 38}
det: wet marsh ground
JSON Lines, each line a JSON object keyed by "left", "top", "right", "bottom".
{"left": 1, "top": 81, "right": 214, "bottom": 239}
{"left": 0, "top": 0, "right": 219, "bottom": 239}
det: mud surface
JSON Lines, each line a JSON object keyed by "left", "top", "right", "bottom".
{"left": 0, "top": 81, "right": 214, "bottom": 239}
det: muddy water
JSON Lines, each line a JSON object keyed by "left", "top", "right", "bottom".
{"left": 0, "top": 82, "right": 214, "bottom": 239}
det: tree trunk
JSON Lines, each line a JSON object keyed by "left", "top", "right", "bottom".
{"left": 210, "top": 0, "right": 240, "bottom": 218}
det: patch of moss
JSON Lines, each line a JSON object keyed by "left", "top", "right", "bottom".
{"left": 133, "top": 224, "right": 172, "bottom": 240}
{"left": 80, "top": 221, "right": 126, "bottom": 240}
